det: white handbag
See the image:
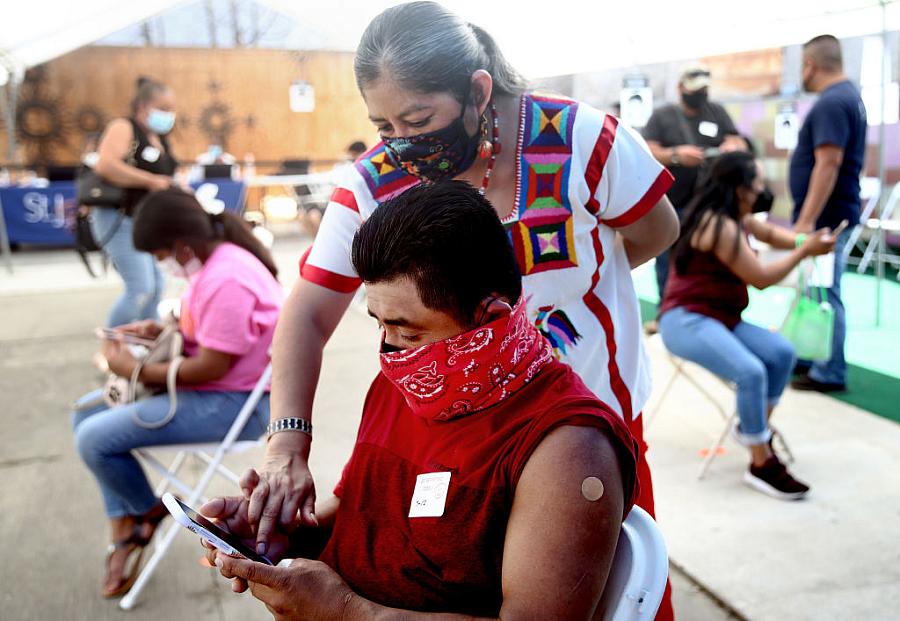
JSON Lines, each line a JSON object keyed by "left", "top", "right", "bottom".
{"left": 102, "top": 315, "right": 186, "bottom": 429}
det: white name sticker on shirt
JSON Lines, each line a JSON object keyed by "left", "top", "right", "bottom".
{"left": 698, "top": 121, "right": 719, "bottom": 138}
{"left": 141, "top": 146, "right": 161, "bottom": 163}
{"left": 408, "top": 472, "right": 451, "bottom": 518}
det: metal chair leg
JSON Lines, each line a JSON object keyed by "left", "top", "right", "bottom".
{"left": 152, "top": 450, "right": 187, "bottom": 497}
{"left": 698, "top": 412, "right": 737, "bottom": 480}
{"left": 644, "top": 357, "right": 684, "bottom": 431}
{"left": 770, "top": 426, "right": 795, "bottom": 464}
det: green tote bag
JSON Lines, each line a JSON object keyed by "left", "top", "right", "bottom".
{"left": 781, "top": 269, "right": 834, "bottom": 361}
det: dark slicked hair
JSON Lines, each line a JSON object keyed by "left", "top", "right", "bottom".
{"left": 804, "top": 34, "right": 843, "bottom": 72}
{"left": 351, "top": 180, "right": 521, "bottom": 325}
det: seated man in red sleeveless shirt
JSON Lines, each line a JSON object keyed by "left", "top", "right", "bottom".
{"left": 203, "top": 181, "right": 639, "bottom": 620}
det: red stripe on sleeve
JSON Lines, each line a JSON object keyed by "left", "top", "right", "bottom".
{"left": 584, "top": 115, "right": 619, "bottom": 216}
{"left": 330, "top": 187, "right": 359, "bottom": 213}
{"left": 601, "top": 169, "right": 674, "bottom": 228}
{"left": 298, "top": 247, "right": 361, "bottom": 293}
{"left": 297, "top": 247, "right": 312, "bottom": 273}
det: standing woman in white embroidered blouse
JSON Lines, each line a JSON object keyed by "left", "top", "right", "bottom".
{"left": 244, "top": 3, "right": 679, "bottom": 618}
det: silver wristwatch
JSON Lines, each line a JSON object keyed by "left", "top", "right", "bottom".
{"left": 265, "top": 417, "right": 313, "bottom": 438}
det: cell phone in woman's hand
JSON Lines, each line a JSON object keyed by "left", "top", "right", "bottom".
{"left": 94, "top": 327, "right": 155, "bottom": 347}
{"left": 828, "top": 219, "right": 849, "bottom": 240}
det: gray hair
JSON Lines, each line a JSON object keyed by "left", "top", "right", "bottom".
{"left": 354, "top": 1, "right": 527, "bottom": 104}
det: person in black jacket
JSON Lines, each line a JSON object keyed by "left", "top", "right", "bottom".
{"left": 91, "top": 76, "right": 178, "bottom": 327}
{"left": 643, "top": 65, "right": 746, "bottom": 309}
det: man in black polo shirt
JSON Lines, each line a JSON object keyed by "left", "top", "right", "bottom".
{"left": 643, "top": 65, "right": 746, "bottom": 308}
{"left": 790, "top": 35, "right": 867, "bottom": 393}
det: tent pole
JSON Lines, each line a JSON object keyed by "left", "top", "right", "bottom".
{"left": 1, "top": 59, "right": 17, "bottom": 163}
{"left": 0, "top": 192, "right": 12, "bottom": 274}
{"left": 0, "top": 73, "right": 15, "bottom": 274}
{"left": 875, "top": 0, "right": 889, "bottom": 327}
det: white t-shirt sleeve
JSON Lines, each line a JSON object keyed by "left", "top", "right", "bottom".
{"left": 299, "top": 177, "right": 364, "bottom": 293}
{"left": 593, "top": 117, "right": 673, "bottom": 228}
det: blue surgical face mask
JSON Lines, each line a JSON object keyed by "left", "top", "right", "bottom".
{"left": 147, "top": 108, "right": 176, "bottom": 135}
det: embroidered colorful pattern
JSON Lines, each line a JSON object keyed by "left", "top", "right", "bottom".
{"left": 534, "top": 305, "right": 582, "bottom": 358}
{"left": 355, "top": 143, "right": 420, "bottom": 203}
{"left": 507, "top": 95, "right": 579, "bottom": 275}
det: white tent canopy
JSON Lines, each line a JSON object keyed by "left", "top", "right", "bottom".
{"left": 0, "top": 1, "right": 183, "bottom": 76}
{"left": 2, "top": 1, "right": 899, "bottom": 78}
{"left": 266, "top": 0, "right": 900, "bottom": 78}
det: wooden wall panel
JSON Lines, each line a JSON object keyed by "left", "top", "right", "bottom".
{"left": 3, "top": 46, "right": 379, "bottom": 168}
{"left": 701, "top": 48, "right": 784, "bottom": 98}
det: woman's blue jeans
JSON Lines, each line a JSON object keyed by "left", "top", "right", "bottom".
{"left": 659, "top": 307, "right": 796, "bottom": 444}
{"left": 72, "top": 389, "right": 269, "bottom": 519}
{"left": 90, "top": 207, "right": 164, "bottom": 327}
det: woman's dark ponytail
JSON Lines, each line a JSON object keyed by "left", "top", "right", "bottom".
{"left": 467, "top": 23, "right": 527, "bottom": 99}
{"left": 217, "top": 211, "right": 278, "bottom": 278}
{"left": 133, "top": 188, "right": 278, "bottom": 279}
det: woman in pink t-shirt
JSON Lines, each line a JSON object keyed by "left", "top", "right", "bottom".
{"left": 71, "top": 188, "right": 283, "bottom": 598}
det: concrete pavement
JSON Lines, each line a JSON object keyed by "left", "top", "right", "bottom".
{"left": 643, "top": 335, "right": 900, "bottom": 621}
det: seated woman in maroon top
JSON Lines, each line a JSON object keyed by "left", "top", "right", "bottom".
{"left": 201, "top": 181, "right": 639, "bottom": 620}
{"left": 658, "top": 151, "right": 837, "bottom": 500}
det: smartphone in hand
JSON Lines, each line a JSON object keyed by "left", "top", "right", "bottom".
{"left": 94, "top": 327, "right": 155, "bottom": 347}
{"left": 829, "top": 219, "right": 850, "bottom": 240}
{"left": 162, "top": 493, "right": 274, "bottom": 565}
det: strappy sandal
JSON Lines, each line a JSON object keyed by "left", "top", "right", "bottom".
{"left": 102, "top": 524, "right": 147, "bottom": 598}
{"left": 137, "top": 498, "right": 169, "bottom": 542}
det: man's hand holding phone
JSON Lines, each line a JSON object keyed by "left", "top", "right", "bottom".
{"left": 197, "top": 499, "right": 356, "bottom": 620}
{"left": 196, "top": 496, "right": 293, "bottom": 591}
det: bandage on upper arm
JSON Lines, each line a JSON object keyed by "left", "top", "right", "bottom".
{"left": 581, "top": 476, "right": 604, "bottom": 501}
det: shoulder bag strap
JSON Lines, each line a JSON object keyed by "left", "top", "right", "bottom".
{"left": 125, "top": 118, "right": 144, "bottom": 166}
{"left": 673, "top": 106, "right": 696, "bottom": 146}
{"left": 129, "top": 319, "right": 185, "bottom": 429}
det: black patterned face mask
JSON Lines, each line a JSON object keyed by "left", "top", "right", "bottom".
{"left": 382, "top": 101, "right": 480, "bottom": 182}
{"left": 752, "top": 187, "right": 775, "bottom": 214}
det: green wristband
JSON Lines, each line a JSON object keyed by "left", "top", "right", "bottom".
{"left": 795, "top": 234, "right": 807, "bottom": 249}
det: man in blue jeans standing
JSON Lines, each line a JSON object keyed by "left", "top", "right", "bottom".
{"left": 790, "top": 34, "right": 868, "bottom": 392}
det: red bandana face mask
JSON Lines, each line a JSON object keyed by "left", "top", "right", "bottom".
{"left": 379, "top": 299, "right": 553, "bottom": 421}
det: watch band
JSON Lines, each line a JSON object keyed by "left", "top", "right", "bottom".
{"left": 670, "top": 148, "right": 681, "bottom": 166}
{"left": 266, "top": 417, "right": 313, "bottom": 438}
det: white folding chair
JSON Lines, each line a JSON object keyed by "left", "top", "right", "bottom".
{"left": 850, "top": 181, "right": 900, "bottom": 278}
{"left": 845, "top": 176, "right": 881, "bottom": 267}
{"left": 598, "top": 506, "right": 669, "bottom": 621}
{"left": 119, "top": 362, "right": 272, "bottom": 610}
{"left": 645, "top": 336, "right": 793, "bottom": 480}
